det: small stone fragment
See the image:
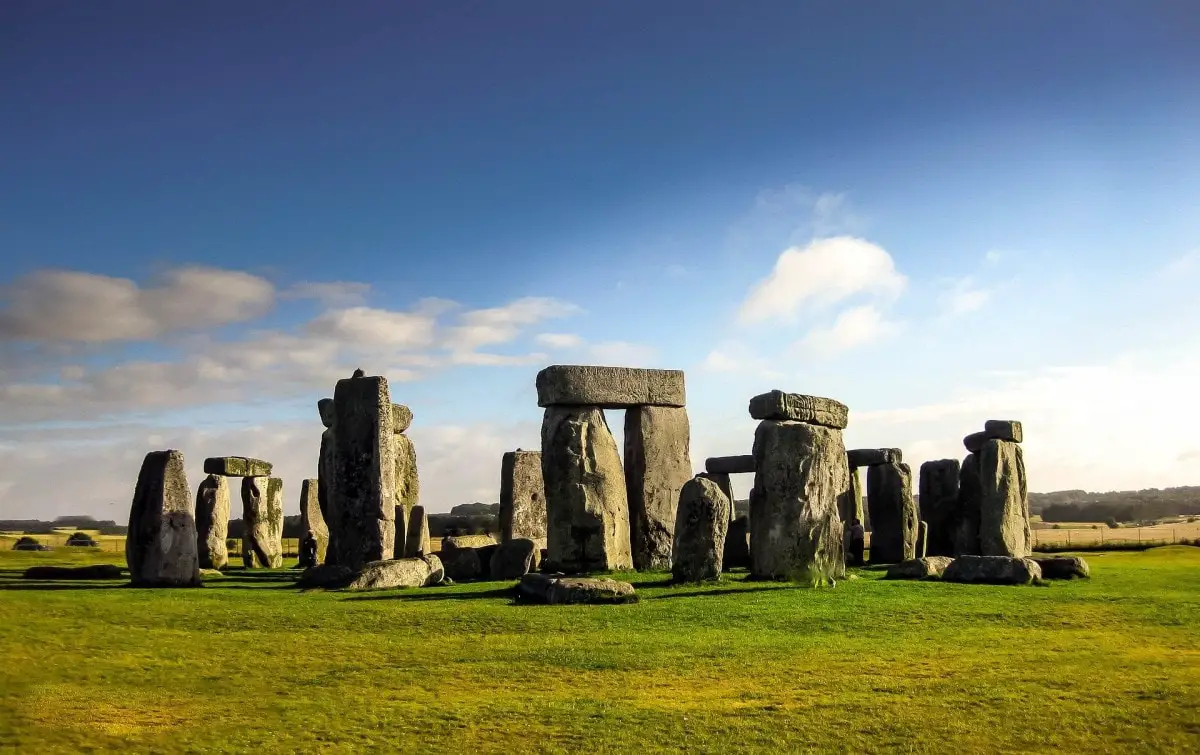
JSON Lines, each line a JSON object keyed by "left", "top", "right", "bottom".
{"left": 1033, "top": 555, "right": 1090, "bottom": 579}
{"left": 885, "top": 556, "right": 955, "bottom": 580}
{"left": 704, "top": 455, "right": 755, "bottom": 475}
{"left": 126, "top": 450, "right": 201, "bottom": 587}
{"left": 942, "top": 555, "right": 1041, "bottom": 585}
{"left": 195, "top": 474, "right": 230, "bottom": 570}
{"left": 671, "top": 476, "right": 730, "bottom": 583}
{"left": 984, "top": 419, "right": 1023, "bottom": 443}
{"left": 391, "top": 403, "right": 414, "bottom": 434}
{"left": 203, "top": 456, "right": 273, "bottom": 478}
{"left": 748, "top": 390, "right": 849, "bottom": 429}
{"left": 846, "top": 448, "right": 902, "bottom": 468}
{"left": 535, "top": 365, "right": 686, "bottom": 408}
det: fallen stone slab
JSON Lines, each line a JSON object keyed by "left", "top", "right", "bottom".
{"left": 296, "top": 563, "right": 355, "bottom": 589}
{"left": 704, "top": 455, "right": 755, "bottom": 475}
{"left": 345, "top": 555, "right": 445, "bottom": 591}
{"left": 516, "top": 573, "right": 638, "bottom": 605}
{"left": 963, "top": 432, "right": 988, "bottom": 454}
{"left": 984, "top": 419, "right": 1023, "bottom": 444}
{"left": 885, "top": 556, "right": 954, "bottom": 580}
{"left": 23, "top": 564, "right": 124, "bottom": 580}
{"left": 392, "top": 403, "right": 414, "bottom": 434}
{"left": 846, "top": 448, "right": 902, "bottom": 468}
{"left": 490, "top": 538, "right": 540, "bottom": 580}
{"left": 1033, "top": 556, "right": 1090, "bottom": 580}
{"left": 942, "top": 555, "right": 1042, "bottom": 585}
{"left": 536, "top": 365, "right": 686, "bottom": 408}
{"left": 441, "top": 534, "right": 497, "bottom": 549}
{"left": 203, "top": 456, "right": 273, "bottom": 478}
{"left": 748, "top": 391, "right": 848, "bottom": 429}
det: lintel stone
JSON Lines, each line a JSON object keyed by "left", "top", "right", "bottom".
{"left": 536, "top": 365, "right": 685, "bottom": 408}
{"left": 963, "top": 431, "right": 988, "bottom": 454}
{"left": 984, "top": 419, "right": 1023, "bottom": 443}
{"left": 203, "top": 456, "right": 273, "bottom": 478}
{"left": 846, "top": 448, "right": 902, "bottom": 468}
{"left": 704, "top": 455, "right": 755, "bottom": 475}
{"left": 748, "top": 390, "right": 848, "bottom": 429}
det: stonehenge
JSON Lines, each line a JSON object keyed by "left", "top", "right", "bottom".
{"left": 625, "top": 405, "right": 693, "bottom": 570}
{"left": 403, "top": 504, "right": 431, "bottom": 557}
{"left": 330, "top": 372, "right": 396, "bottom": 569}
{"left": 865, "top": 460, "right": 919, "bottom": 564}
{"left": 919, "top": 459, "right": 960, "bottom": 557}
{"left": 671, "top": 475, "right": 730, "bottom": 583}
{"left": 204, "top": 456, "right": 273, "bottom": 478}
{"left": 127, "top": 450, "right": 201, "bottom": 587}
{"left": 955, "top": 420, "right": 1031, "bottom": 558}
{"left": 499, "top": 450, "right": 546, "bottom": 544}
{"left": 318, "top": 398, "right": 338, "bottom": 565}
{"left": 299, "top": 478, "right": 329, "bottom": 566}
{"left": 392, "top": 403, "right": 419, "bottom": 551}
{"left": 195, "top": 474, "right": 230, "bottom": 569}
{"left": 241, "top": 476, "right": 284, "bottom": 568}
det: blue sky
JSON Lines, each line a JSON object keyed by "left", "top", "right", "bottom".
{"left": 2, "top": 2, "right": 1199, "bottom": 519}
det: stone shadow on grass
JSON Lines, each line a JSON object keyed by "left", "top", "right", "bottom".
{"left": 340, "top": 586, "right": 518, "bottom": 603}
{"left": 0, "top": 581, "right": 126, "bottom": 592}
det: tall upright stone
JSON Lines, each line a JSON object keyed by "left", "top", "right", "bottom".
{"left": 299, "top": 478, "right": 329, "bottom": 565}
{"left": 242, "top": 476, "right": 283, "bottom": 568}
{"left": 317, "top": 398, "right": 338, "bottom": 566}
{"left": 624, "top": 406, "right": 692, "bottom": 570}
{"left": 978, "top": 439, "right": 1031, "bottom": 557}
{"left": 392, "top": 403, "right": 419, "bottom": 520}
{"left": 127, "top": 450, "right": 201, "bottom": 587}
{"left": 916, "top": 520, "right": 929, "bottom": 559}
{"left": 671, "top": 476, "right": 730, "bottom": 582}
{"left": 403, "top": 504, "right": 431, "bottom": 557}
{"left": 499, "top": 450, "right": 547, "bottom": 543}
{"left": 919, "top": 459, "right": 960, "bottom": 557}
{"left": 195, "top": 474, "right": 230, "bottom": 569}
{"left": 866, "top": 462, "right": 918, "bottom": 564}
{"left": 843, "top": 466, "right": 865, "bottom": 526}
{"left": 954, "top": 453, "right": 983, "bottom": 556}
{"left": 331, "top": 373, "right": 396, "bottom": 569}
{"left": 541, "top": 406, "right": 632, "bottom": 573}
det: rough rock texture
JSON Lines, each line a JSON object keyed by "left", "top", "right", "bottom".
{"left": 846, "top": 448, "right": 903, "bottom": 468}
{"left": 963, "top": 432, "right": 988, "bottom": 454}
{"left": 490, "top": 538, "right": 540, "bottom": 580}
{"left": 403, "top": 505, "right": 431, "bottom": 557}
{"left": 345, "top": 555, "right": 445, "bottom": 591}
{"left": 978, "top": 439, "right": 1032, "bottom": 557}
{"left": 318, "top": 425, "right": 338, "bottom": 566}
{"left": 671, "top": 476, "right": 730, "bottom": 582}
{"left": 318, "top": 398, "right": 334, "bottom": 427}
{"left": 391, "top": 403, "right": 414, "bottom": 434}
{"left": 516, "top": 573, "right": 638, "bottom": 604}
{"left": 885, "top": 556, "right": 955, "bottom": 580}
{"left": 866, "top": 462, "right": 918, "bottom": 565}
{"left": 299, "top": 478, "right": 329, "bottom": 565}
{"left": 439, "top": 543, "right": 482, "bottom": 582}
{"left": 749, "top": 420, "right": 848, "bottom": 581}
{"left": 748, "top": 391, "right": 849, "bottom": 429}
{"left": 954, "top": 453, "right": 983, "bottom": 556}
{"left": 24, "top": 564, "right": 124, "bottom": 580}
{"left": 705, "top": 455, "right": 755, "bottom": 475}
{"left": 126, "top": 450, "right": 201, "bottom": 587}
{"left": 203, "top": 456, "right": 273, "bottom": 478}
{"left": 195, "top": 474, "right": 230, "bottom": 570}
{"left": 441, "top": 535, "right": 497, "bottom": 549}
{"left": 916, "top": 520, "right": 928, "bottom": 558}
{"left": 625, "top": 405, "right": 692, "bottom": 571}
{"left": 241, "top": 476, "right": 284, "bottom": 568}
{"left": 919, "top": 459, "right": 960, "bottom": 557}
{"left": 541, "top": 406, "right": 632, "bottom": 573}
{"left": 331, "top": 373, "right": 396, "bottom": 569}
{"left": 942, "top": 555, "right": 1041, "bottom": 585}
{"left": 697, "top": 472, "right": 734, "bottom": 509}
{"left": 297, "top": 563, "right": 354, "bottom": 589}
{"left": 841, "top": 467, "right": 866, "bottom": 526}
{"left": 499, "top": 450, "right": 547, "bottom": 542}
{"left": 723, "top": 515, "right": 751, "bottom": 569}
{"left": 536, "top": 365, "right": 685, "bottom": 408}
{"left": 393, "top": 432, "right": 419, "bottom": 518}
{"left": 1034, "top": 556, "right": 1090, "bottom": 580}
{"left": 984, "top": 419, "right": 1023, "bottom": 444}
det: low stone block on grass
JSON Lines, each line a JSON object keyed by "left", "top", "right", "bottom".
{"left": 942, "top": 555, "right": 1042, "bottom": 585}
{"left": 490, "top": 538, "right": 540, "bottom": 580}
{"left": 516, "top": 573, "right": 638, "bottom": 605}
{"left": 345, "top": 555, "right": 446, "bottom": 591}
{"left": 1033, "top": 556, "right": 1090, "bottom": 579}
{"left": 885, "top": 556, "right": 954, "bottom": 580}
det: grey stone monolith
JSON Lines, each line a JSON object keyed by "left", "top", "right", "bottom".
{"left": 299, "top": 478, "right": 329, "bottom": 565}
{"left": 242, "top": 476, "right": 284, "bottom": 568}
{"left": 978, "top": 439, "right": 1031, "bottom": 557}
{"left": 954, "top": 453, "right": 983, "bottom": 556}
{"left": 625, "top": 405, "right": 692, "bottom": 570}
{"left": 919, "top": 459, "right": 960, "bottom": 557}
{"left": 393, "top": 431, "right": 419, "bottom": 517}
{"left": 866, "top": 462, "right": 918, "bottom": 564}
{"left": 499, "top": 450, "right": 547, "bottom": 543}
{"left": 195, "top": 474, "right": 230, "bottom": 570}
{"left": 490, "top": 538, "right": 540, "bottom": 580}
{"left": 841, "top": 466, "right": 865, "bottom": 526}
{"left": 671, "top": 476, "right": 730, "bottom": 583}
{"left": 331, "top": 373, "right": 396, "bottom": 569}
{"left": 916, "top": 520, "right": 928, "bottom": 558}
{"left": 317, "top": 397, "right": 338, "bottom": 566}
{"left": 403, "top": 504, "right": 431, "bottom": 557}
{"left": 698, "top": 472, "right": 734, "bottom": 511}
{"left": 127, "top": 450, "right": 201, "bottom": 587}
{"left": 541, "top": 405, "right": 632, "bottom": 573}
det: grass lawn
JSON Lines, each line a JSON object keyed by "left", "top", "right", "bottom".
{"left": 1, "top": 546, "right": 1198, "bottom": 753}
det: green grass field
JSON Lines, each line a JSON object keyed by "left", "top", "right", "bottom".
{"left": 1, "top": 546, "right": 1198, "bottom": 753}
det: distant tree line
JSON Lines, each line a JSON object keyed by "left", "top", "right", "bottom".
{"left": 1034, "top": 486, "right": 1200, "bottom": 523}
{"left": 0, "top": 515, "right": 126, "bottom": 535}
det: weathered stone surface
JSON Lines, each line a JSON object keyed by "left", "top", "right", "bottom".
{"left": 840, "top": 467, "right": 865, "bottom": 526}
{"left": 490, "top": 538, "right": 540, "bottom": 580}
{"left": 393, "top": 432, "right": 419, "bottom": 516}
{"left": 866, "top": 462, "right": 918, "bottom": 565}
{"left": 516, "top": 573, "right": 638, "bottom": 604}
{"left": 671, "top": 476, "right": 730, "bottom": 583}
{"left": 331, "top": 373, "right": 396, "bottom": 569}
{"left": 441, "top": 534, "right": 497, "bottom": 549}
{"left": 391, "top": 403, "right": 414, "bottom": 434}
{"left": 203, "top": 456, "right": 273, "bottom": 478}
{"left": 942, "top": 555, "right": 1041, "bottom": 585}
{"left": 541, "top": 406, "right": 632, "bottom": 573}
{"left": 625, "top": 405, "right": 692, "bottom": 570}
{"left": 984, "top": 419, "right": 1023, "bottom": 444}
{"left": 345, "top": 555, "right": 445, "bottom": 591}
{"left": 23, "top": 564, "right": 123, "bottom": 580}
{"left": 499, "top": 450, "right": 547, "bottom": 542}
{"left": 954, "top": 453, "right": 983, "bottom": 556}
{"left": 299, "top": 478, "right": 329, "bottom": 566}
{"left": 705, "top": 455, "right": 755, "bottom": 475}
{"left": 297, "top": 563, "right": 354, "bottom": 589}
{"left": 963, "top": 431, "right": 988, "bottom": 454}
{"left": 439, "top": 543, "right": 483, "bottom": 582}
{"left": 241, "top": 476, "right": 284, "bottom": 568}
{"left": 392, "top": 505, "right": 409, "bottom": 560}
{"left": 748, "top": 391, "right": 848, "bottom": 429}
{"left": 919, "top": 459, "right": 960, "bottom": 557}
{"left": 536, "top": 365, "right": 685, "bottom": 408}
{"left": 403, "top": 505, "right": 431, "bottom": 557}
{"left": 916, "top": 520, "right": 928, "bottom": 558}
{"left": 195, "top": 474, "right": 230, "bottom": 570}
{"left": 1033, "top": 556, "right": 1090, "bottom": 580}
{"left": 723, "top": 515, "right": 751, "bottom": 569}
{"left": 698, "top": 472, "right": 734, "bottom": 508}
{"left": 749, "top": 420, "right": 848, "bottom": 581}
{"left": 846, "top": 448, "right": 902, "bottom": 468}
{"left": 318, "top": 398, "right": 334, "bottom": 428}
{"left": 318, "top": 425, "right": 338, "bottom": 566}
{"left": 978, "top": 439, "right": 1031, "bottom": 557}
{"left": 126, "top": 450, "right": 201, "bottom": 587}
{"left": 885, "top": 556, "right": 955, "bottom": 580}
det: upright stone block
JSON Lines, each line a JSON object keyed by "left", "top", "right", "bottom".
{"left": 841, "top": 466, "right": 865, "bottom": 526}
{"left": 749, "top": 419, "right": 847, "bottom": 582}
{"left": 624, "top": 405, "right": 692, "bottom": 570}
{"left": 318, "top": 425, "right": 338, "bottom": 566}
{"left": 241, "top": 476, "right": 283, "bottom": 568}
{"left": 499, "top": 450, "right": 547, "bottom": 542}
{"left": 699, "top": 472, "right": 734, "bottom": 509}
{"left": 916, "top": 520, "right": 928, "bottom": 559}
{"left": 866, "top": 462, "right": 918, "bottom": 564}
{"left": 331, "top": 374, "right": 396, "bottom": 569}
{"left": 978, "top": 439, "right": 1032, "bottom": 557}
{"left": 748, "top": 391, "right": 848, "bottom": 429}
{"left": 723, "top": 515, "right": 751, "bottom": 569}
{"left": 195, "top": 474, "right": 230, "bottom": 570}
{"left": 393, "top": 432, "right": 419, "bottom": 516}
{"left": 127, "top": 450, "right": 201, "bottom": 587}
{"left": 536, "top": 365, "right": 686, "bottom": 408}
{"left": 541, "top": 406, "right": 632, "bottom": 573}
{"left": 919, "top": 458, "right": 960, "bottom": 557}
{"left": 671, "top": 476, "right": 730, "bottom": 583}
{"left": 299, "top": 478, "right": 329, "bottom": 565}
{"left": 403, "top": 504, "right": 431, "bottom": 557}
{"left": 954, "top": 453, "right": 983, "bottom": 556}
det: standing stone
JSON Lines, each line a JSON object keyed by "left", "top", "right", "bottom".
{"left": 671, "top": 476, "right": 730, "bottom": 582}
{"left": 541, "top": 406, "right": 632, "bottom": 573}
{"left": 299, "top": 478, "right": 329, "bottom": 565}
{"left": 866, "top": 462, "right": 918, "bottom": 564}
{"left": 317, "top": 398, "right": 338, "bottom": 566}
{"left": 241, "top": 477, "right": 284, "bottom": 568}
{"left": 490, "top": 538, "right": 541, "bottom": 580}
{"left": 841, "top": 466, "right": 865, "bottom": 526}
{"left": 750, "top": 419, "right": 847, "bottom": 582}
{"left": 499, "top": 450, "right": 547, "bottom": 543}
{"left": 403, "top": 504, "right": 431, "bottom": 557}
{"left": 916, "top": 520, "right": 928, "bottom": 558}
{"left": 698, "top": 472, "right": 734, "bottom": 512}
{"left": 978, "top": 439, "right": 1032, "bottom": 557}
{"left": 954, "top": 453, "right": 983, "bottom": 556}
{"left": 919, "top": 459, "right": 960, "bottom": 557}
{"left": 126, "top": 450, "right": 201, "bottom": 587}
{"left": 195, "top": 474, "right": 230, "bottom": 570}
{"left": 392, "top": 505, "right": 410, "bottom": 559}
{"left": 723, "top": 515, "right": 751, "bottom": 569}
{"left": 625, "top": 405, "right": 692, "bottom": 570}
{"left": 393, "top": 431, "right": 419, "bottom": 518}
{"left": 331, "top": 373, "right": 395, "bottom": 569}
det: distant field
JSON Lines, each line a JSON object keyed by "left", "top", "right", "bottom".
{"left": 1030, "top": 520, "right": 1200, "bottom": 548}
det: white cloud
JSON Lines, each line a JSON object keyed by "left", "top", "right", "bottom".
{"left": 939, "top": 277, "right": 991, "bottom": 317}
{"left": 586, "top": 341, "right": 659, "bottom": 367}
{"left": 798, "top": 305, "right": 904, "bottom": 358}
{"left": 535, "top": 332, "right": 583, "bottom": 349}
{"left": 282, "top": 281, "right": 371, "bottom": 307}
{"left": 443, "top": 297, "right": 579, "bottom": 354}
{"left": 701, "top": 342, "right": 784, "bottom": 379}
{"left": 985, "top": 249, "right": 1003, "bottom": 265}
{"left": 306, "top": 306, "right": 437, "bottom": 348}
{"left": 738, "top": 237, "right": 907, "bottom": 325}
